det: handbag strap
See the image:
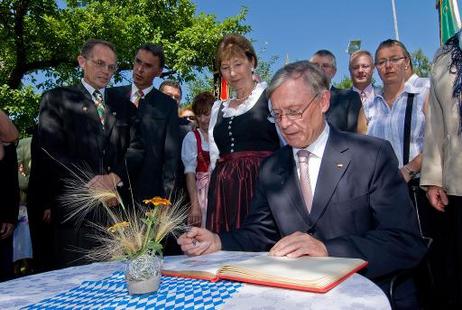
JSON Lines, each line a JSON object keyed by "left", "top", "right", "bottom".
{"left": 403, "top": 93, "right": 415, "bottom": 165}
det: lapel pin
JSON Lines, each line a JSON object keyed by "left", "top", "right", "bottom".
{"left": 112, "top": 112, "right": 117, "bottom": 116}
{"left": 82, "top": 106, "right": 88, "bottom": 112}
{"left": 336, "top": 163, "right": 344, "bottom": 168}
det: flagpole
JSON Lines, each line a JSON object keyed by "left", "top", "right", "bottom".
{"left": 391, "top": 0, "right": 400, "bottom": 40}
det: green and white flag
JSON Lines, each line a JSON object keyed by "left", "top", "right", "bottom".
{"left": 437, "top": 0, "right": 462, "bottom": 45}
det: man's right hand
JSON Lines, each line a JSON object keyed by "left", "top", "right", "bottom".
{"left": 177, "top": 227, "right": 221, "bottom": 256}
{"left": 427, "top": 185, "right": 449, "bottom": 212}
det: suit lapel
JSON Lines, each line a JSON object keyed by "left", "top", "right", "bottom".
{"left": 309, "top": 128, "right": 351, "bottom": 226}
{"left": 274, "top": 147, "right": 312, "bottom": 227}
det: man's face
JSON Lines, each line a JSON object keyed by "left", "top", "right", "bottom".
{"left": 78, "top": 44, "right": 117, "bottom": 89}
{"left": 270, "top": 78, "right": 330, "bottom": 149}
{"left": 161, "top": 85, "right": 182, "bottom": 105}
{"left": 349, "top": 54, "right": 373, "bottom": 90}
{"left": 375, "top": 45, "right": 408, "bottom": 86}
{"left": 132, "top": 49, "right": 162, "bottom": 90}
{"left": 310, "top": 55, "right": 336, "bottom": 83}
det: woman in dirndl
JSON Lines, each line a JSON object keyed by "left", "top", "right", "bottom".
{"left": 207, "top": 34, "right": 280, "bottom": 233}
{"left": 181, "top": 92, "right": 215, "bottom": 228}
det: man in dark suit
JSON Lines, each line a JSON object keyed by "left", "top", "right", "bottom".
{"left": 0, "top": 144, "right": 19, "bottom": 281}
{"left": 179, "top": 61, "right": 427, "bottom": 308}
{"left": 310, "top": 50, "right": 362, "bottom": 132}
{"left": 109, "top": 44, "right": 179, "bottom": 201}
{"left": 28, "top": 39, "right": 133, "bottom": 269}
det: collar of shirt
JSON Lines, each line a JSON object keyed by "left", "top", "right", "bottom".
{"left": 352, "top": 84, "right": 374, "bottom": 98}
{"left": 81, "top": 78, "right": 105, "bottom": 100}
{"left": 292, "top": 122, "right": 330, "bottom": 194}
{"left": 130, "top": 84, "right": 154, "bottom": 103}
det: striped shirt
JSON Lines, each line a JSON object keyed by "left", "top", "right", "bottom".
{"left": 366, "top": 84, "right": 427, "bottom": 168}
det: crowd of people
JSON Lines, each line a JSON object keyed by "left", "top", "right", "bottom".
{"left": 1, "top": 31, "right": 462, "bottom": 309}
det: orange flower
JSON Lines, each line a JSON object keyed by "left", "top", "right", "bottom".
{"left": 143, "top": 196, "right": 171, "bottom": 207}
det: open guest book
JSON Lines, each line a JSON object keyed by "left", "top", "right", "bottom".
{"left": 162, "top": 251, "right": 368, "bottom": 293}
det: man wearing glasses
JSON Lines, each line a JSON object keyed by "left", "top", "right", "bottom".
{"left": 310, "top": 50, "right": 362, "bottom": 133}
{"left": 179, "top": 61, "right": 426, "bottom": 308}
{"left": 29, "top": 39, "right": 134, "bottom": 269}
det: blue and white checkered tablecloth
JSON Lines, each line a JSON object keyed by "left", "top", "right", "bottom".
{"left": 25, "top": 272, "right": 242, "bottom": 309}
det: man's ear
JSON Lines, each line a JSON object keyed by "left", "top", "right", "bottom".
{"left": 320, "top": 90, "right": 331, "bottom": 113}
{"left": 77, "top": 55, "right": 86, "bottom": 69}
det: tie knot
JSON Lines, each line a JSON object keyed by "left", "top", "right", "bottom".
{"left": 93, "top": 90, "right": 103, "bottom": 102}
{"left": 297, "top": 150, "right": 310, "bottom": 163}
{"left": 137, "top": 90, "right": 144, "bottom": 98}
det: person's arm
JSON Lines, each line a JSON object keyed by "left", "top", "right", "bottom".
{"left": 0, "top": 110, "right": 19, "bottom": 143}
{"left": 324, "top": 141, "right": 427, "bottom": 279}
{"left": 162, "top": 103, "right": 180, "bottom": 196}
{"left": 181, "top": 132, "right": 201, "bottom": 226}
{"left": 420, "top": 72, "right": 445, "bottom": 193}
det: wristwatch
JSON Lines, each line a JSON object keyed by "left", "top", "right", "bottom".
{"left": 404, "top": 165, "right": 418, "bottom": 179}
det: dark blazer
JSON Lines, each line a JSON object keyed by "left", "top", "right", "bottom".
{"left": 28, "top": 83, "right": 133, "bottom": 267}
{"left": 0, "top": 143, "right": 19, "bottom": 225}
{"left": 221, "top": 127, "right": 427, "bottom": 302}
{"left": 109, "top": 85, "right": 179, "bottom": 201}
{"left": 326, "top": 86, "right": 362, "bottom": 132}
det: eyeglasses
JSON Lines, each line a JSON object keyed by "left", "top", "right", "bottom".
{"left": 269, "top": 94, "right": 319, "bottom": 123}
{"left": 86, "top": 58, "right": 118, "bottom": 73}
{"left": 375, "top": 56, "right": 406, "bottom": 68}
{"left": 312, "top": 62, "right": 334, "bottom": 70}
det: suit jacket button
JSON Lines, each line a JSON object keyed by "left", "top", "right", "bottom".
{"left": 107, "top": 166, "right": 111, "bottom": 171}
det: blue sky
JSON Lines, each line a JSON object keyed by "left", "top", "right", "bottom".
{"left": 193, "top": 0, "right": 447, "bottom": 84}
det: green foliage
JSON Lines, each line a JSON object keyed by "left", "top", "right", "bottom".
{"left": 0, "top": 0, "right": 250, "bottom": 133}
{"left": 411, "top": 49, "right": 431, "bottom": 78}
{"left": 0, "top": 85, "right": 40, "bottom": 137}
{"left": 184, "top": 71, "right": 215, "bottom": 105}
{"left": 333, "top": 76, "right": 353, "bottom": 90}
{"left": 256, "top": 55, "right": 279, "bottom": 83}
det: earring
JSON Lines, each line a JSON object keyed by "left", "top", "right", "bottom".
{"left": 251, "top": 68, "right": 255, "bottom": 74}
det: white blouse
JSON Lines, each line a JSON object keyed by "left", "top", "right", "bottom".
{"left": 181, "top": 128, "right": 209, "bottom": 174}
{"left": 208, "top": 82, "right": 268, "bottom": 170}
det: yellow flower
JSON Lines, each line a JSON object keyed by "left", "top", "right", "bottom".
{"left": 143, "top": 196, "right": 171, "bottom": 207}
{"left": 107, "top": 221, "right": 129, "bottom": 234}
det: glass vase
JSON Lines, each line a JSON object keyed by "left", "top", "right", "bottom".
{"left": 125, "top": 254, "right": 162, "bottom": 295}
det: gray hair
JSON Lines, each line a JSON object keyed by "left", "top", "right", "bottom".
{"left": 310, "top": 49, "right": 337, "bottom": 69}
{"left": 267, "top": 60, "right": 329, "bottom": 98}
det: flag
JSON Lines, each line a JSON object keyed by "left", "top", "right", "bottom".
{"left": 437, "top": 0, "right": 462, "bottom": 45}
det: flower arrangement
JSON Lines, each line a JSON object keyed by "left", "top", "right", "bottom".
{"left": 59, "top": 169, "right": 188, "bottom": 294}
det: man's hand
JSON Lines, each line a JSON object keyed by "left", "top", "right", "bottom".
{"left": 427, "top": 185, "right": 449, "bottom": 212}
{"left": 269, "top": 231, "right": 328, "bottom": 258}
{"left": 188, "top": 203, "right": 202, "bottom": 227}
{"left": 177, "top": 227, "right": 221, "bottom": 256}
{"left": 86, "top": 173, "right": 121, "bottom": 207}
{"left": 42, "top": 209, "right": 52, "bottom": 224}
{"left": 0, "top": 223, "right": 14, "bottom": 239}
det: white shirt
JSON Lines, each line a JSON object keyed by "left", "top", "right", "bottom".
{"left": 208, "top": 81, "right": 268, "bottom": 170}
{"left": 181, "top": 129, "right": 209, "bottom": 174}
{"left": 406, "top": 73, "right": 430, "bottom": 92}
{"left": 81, "top": 78, "right": 105, "bottom": 100}
{"left": 352, "top": 84, "right": 381, "bottom": 122}
{"left": 130, "top": 84, "right": 154, "bottom": 104}
{"left": 292, "top": 123, "right": 330, "bottom": 195}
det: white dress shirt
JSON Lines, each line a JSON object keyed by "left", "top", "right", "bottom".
{"left": 130, "top": 84, "right": 154, "bottom": 103}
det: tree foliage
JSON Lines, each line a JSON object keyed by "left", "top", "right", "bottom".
{"left": 411, "top": 49, "right": 431, "bottom": 78}
{"left": 0, "top": 0, "right": 250, "bottom": 134}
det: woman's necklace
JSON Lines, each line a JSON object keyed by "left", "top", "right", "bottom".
{"left": 232, "top": 82, "right": 257, "bottom": 104}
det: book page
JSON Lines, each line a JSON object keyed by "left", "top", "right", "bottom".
{"left": 218, "top": 255, "right": 367, "bottom": 288}
{"left": 162, "top": 251, "right": 265, "bottom": 279}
